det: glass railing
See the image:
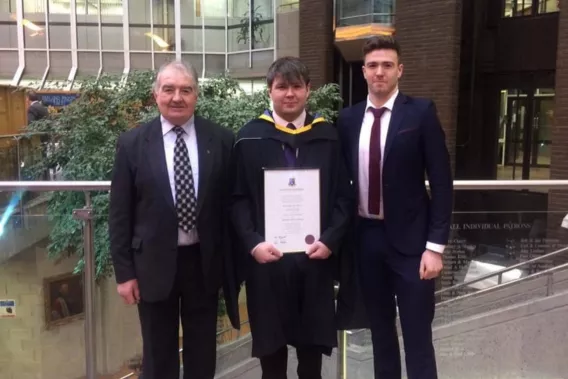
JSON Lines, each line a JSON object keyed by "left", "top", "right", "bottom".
{"left": 335, "top": 0, "right": 395, "bottom": 27}
{"left": 2, "top": 180, "right": 568, "bottom": 379}
{"left": 343, "top": 181, "right": 568, "bottom": 379}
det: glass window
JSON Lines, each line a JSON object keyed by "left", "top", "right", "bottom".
{"left": 496, "top": 88, "right": 553, "bottom": 180}
{"left": 251, "top": 0, "right": 273, "bottom": 49}
{"left": 503, "top": 0, "right": 558, "bottom": 17}
{"left": 204, "top": 0, "right": 226, "bottom": 53}
{"left": 0, "top": 52, "right": 18, "bottom": 79}
{"left": 538, "top": 0, "right": 559, "bottom": 13}
{"left": 77, "top": 52, "right": 101, "bottom": 78}
{"left": 228, "top": 0, "right": 249, "bottom": 52}
{"left": 180, "top": 0, "right": 203, "bottom": 52}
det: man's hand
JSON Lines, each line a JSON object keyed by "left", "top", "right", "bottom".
{"left": 419, "top": 250, "right": 443, "bottom": 280}
{"left": 252, "top": 242, "right": 283, "bottom": 264}
{"left": 306, "top": 241, "right": 331, "bottom": 260}
{"left": 117, "top": 279, "right": 140, "bottom": 305}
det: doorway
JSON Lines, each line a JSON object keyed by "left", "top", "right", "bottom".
{"left": 497, "top": 87, "right": 554, "bottom": 180}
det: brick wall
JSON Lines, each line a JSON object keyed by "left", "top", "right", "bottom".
{"left": 547, "top": 0, "right": 568, "bottom": 252}
{"left": 394, "top": 0, "right": 463, "bottom": 169}
{"left": 299, "top": 0, "right": 334, "bottom": 88}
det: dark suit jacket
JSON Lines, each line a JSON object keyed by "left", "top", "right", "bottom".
{"left": 335, "top": 92, "right": 453, "bottom": 329}
{"left": 337, "top": 92, "right": 453, "bottom": 254}
{"left": 108, "top": 116, "right": 240, "bottom": 328}
{"left": 27, "top": 101, "right": 48, "bottom": 124}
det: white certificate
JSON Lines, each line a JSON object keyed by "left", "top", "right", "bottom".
{"left": 264, "top": 168, "right": 320, "bottom": 253}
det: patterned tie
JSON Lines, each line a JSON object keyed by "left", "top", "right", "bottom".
{"left": 368, "top": 107, "right": 386, "bottom": 215}
{"left": 283, "top": 122, "right": 296, "bottom": 166}
{"left": 173, "top": 126, "right": 197, "bottom": 232}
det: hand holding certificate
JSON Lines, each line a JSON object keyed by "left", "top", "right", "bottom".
{"left": 264, "top": 168, "right": 320, "bottom": 253}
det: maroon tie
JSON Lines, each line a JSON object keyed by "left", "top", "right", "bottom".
{"left": 368, "top": 107, "right": 386, "bottom": 215}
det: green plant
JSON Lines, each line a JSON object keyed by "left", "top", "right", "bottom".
{"left": 25, "top": 72, "right": 342, "bottom": 281}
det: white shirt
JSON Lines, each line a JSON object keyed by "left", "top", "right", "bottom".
{"left": 161, "top": 115, "right": 200, "bottom": 246}
{"left": 357, "top": 91, "right": 445, "bottom": 254}
{"left": 272, "top": 109, "right": 307, "bottom": 129}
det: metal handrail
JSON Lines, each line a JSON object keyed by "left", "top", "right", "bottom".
{"left": 436, "top": 245, "right": 568, "bottom": 296}
{"left": 436, "top": 260, "right": 568, "bottom": 308}
{"left": 1, "top": 179, "right": 568, "bottom": 191}
{"left": 2, "top": 179, "right": 568, "bottom": 379}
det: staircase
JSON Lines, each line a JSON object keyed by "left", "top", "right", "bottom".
{"left": 210, "top": 246, "right": 568, "bottom": 379}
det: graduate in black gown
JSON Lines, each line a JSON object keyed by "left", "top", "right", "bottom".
{"left": 230, "top": 57, "right": 354, "bottom": 379}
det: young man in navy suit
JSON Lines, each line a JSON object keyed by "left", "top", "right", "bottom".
{"left": 336, "top": 36, "right": 453, "bottom": 379}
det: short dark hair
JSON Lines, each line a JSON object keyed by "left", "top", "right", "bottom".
{"left": 362, "top": 35, "right": 401, "bottom": 60}
{"left": 266, "top": 56, "right": 310, "bottom": 88}
{"left": 27, "top": 90, "right": 40, "bottom": 102}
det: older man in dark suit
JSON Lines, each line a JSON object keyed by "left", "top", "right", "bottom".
{"left": 109, "top": 60, "right": 238, "bottom": 379}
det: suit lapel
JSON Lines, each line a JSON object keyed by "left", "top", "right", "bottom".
{"left": 146, "top": 117, "right": 176, "bottom": 214}
{"left": 384, "top": 93, "right": 407, "bottom": 162}
{"left": 194, "top": 116, "right": 214, "bottom": 217}
{"left": 350, "top": 102, "right": 366, "bottom": 189}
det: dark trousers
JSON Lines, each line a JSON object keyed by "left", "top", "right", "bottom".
{"left": 357, "top": 218, "right": 437, "bottom": 379}
{"left": 260, "top": 345, "right": 323, "bottom": 379}
{"left": 137, "top": 245, "right": 218, "bottom": 379}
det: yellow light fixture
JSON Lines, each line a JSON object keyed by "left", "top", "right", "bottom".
{"left": 10, "top": 14, "right": 44, "bottom": 36}
{"left": 145, "top": 32, "right": 170, "bottom": 49}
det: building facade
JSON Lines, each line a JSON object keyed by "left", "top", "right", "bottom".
{"left": 0, "top": 0, "right": 300, "bottom": 134}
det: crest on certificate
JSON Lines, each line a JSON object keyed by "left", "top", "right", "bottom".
{"left": 288, "top": 177, "right": 296, "bottom": 187}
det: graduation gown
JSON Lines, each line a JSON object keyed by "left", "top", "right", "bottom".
{"left": 231, "top": 111, "right": 355, "bottom": 358}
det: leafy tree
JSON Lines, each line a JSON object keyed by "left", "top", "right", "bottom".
{"left": 25, "top": 71, "right": 343, "bottom": 280}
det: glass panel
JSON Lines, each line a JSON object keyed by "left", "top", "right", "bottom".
{"left": 182, "top": 53, "right": 203, "bottom": 76}
{"left": 0, "top": 13, "right": 18, "bottom": 49}
{"left": 228, "top": 51, "right": 249, "bottom": 70}
{"left": 204, "top": 0, "right": 226, "bottom": 53}
{"left": 497, "top": 88, "right": 553, "bottom": 181}
{"left": 503, "top": 0, "right": 535, "bottom": 17}
{"left": 130, "top": 52, "right": 153, "bottom": 71}
{"left": 23, "top": 51, "right": 47, "bottom": 80}
{"left": 278, "top": 0, "right": 300, "bottom": 12}
{"left": 48, "top": 51, "right": 72, "bottom": 80}
{"left": 180, "top": 0, "right": 203, "bottom": 52}
{"left": 76, "top": 0, "right": 100, "bottom": 51}
{"left": 23, "top": 0, "right": 47, "bottom": 49}
{"left": 345, "top": 187, "right": 568, "bottom": 378}
{"left": 128, "top": 0, "right": 151, "bottom": 24}
{"left": 204, "top": 54, "right": 225, "bottom": 76}
{"left": 532, "top": 88, "right": 553, "bottom": 178}
{"left": 100, "top": 0, "right": 123, "bottom": 22}
{"left": 252, "top": 0, "right": 273, "bottom": 49}
{"left": 251, "top": 49, "right": 272, "bottom": 68}
{"left": 538, "top": 0, "right": 559, "bottom": 13}
{"left": 0, "top": 198, "right": 83, "bottom": 379}
{"left": 77, "top": 51, "right": 101, "bottom": 78}
{"left": 101, "top": 25, "right": 123, "bottom": 50}
{"left": 228, "top": 0, "right": 249, "bottom": 52}
{"left": 102, "top": 52, "right": 123, "bottom": 74}
{"left": 0, "top": 52, "right": 19, "bottom": 79}
{"left": 49, "top": 25, "right": 72, "bottom": 50}
{"left": 497, "top": 89, "right": 528, "bottom": 180}
{"left": 154, "top": 52, "right": 176, "bottom": 70}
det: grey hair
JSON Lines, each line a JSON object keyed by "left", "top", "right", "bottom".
{"left": 153, "top": 59, "right": 200, "bottom": 93}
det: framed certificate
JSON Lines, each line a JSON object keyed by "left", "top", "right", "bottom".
{"left": 264, "top": 168, "right": 320, "bottom": 253}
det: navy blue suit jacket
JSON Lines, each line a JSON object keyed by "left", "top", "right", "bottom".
{"left": 337, "top": 92, "right": 453, "bottom": 256}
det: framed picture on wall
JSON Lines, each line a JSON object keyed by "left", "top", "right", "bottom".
{"left": 44, "top": 272, "right": 84, "bottom": 328}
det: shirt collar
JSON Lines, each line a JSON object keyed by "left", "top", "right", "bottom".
{"left": 366, "top": 88, "right": 399, "bottom": 112}
{"left": 272, "top": 109, "right": 306, "bottom": 129}
{"left": 161, "top": 115, "right": 195, "bottom": 136}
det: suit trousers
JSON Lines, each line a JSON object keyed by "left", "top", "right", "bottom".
{"left": 260, "top": 345, "right": 323, "bottom": 379}
{"left": 137, "top": 245, "right": 219, "bottom": 379}
{"left": 357, "top": 218, "right": 437, "bottom": 379}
